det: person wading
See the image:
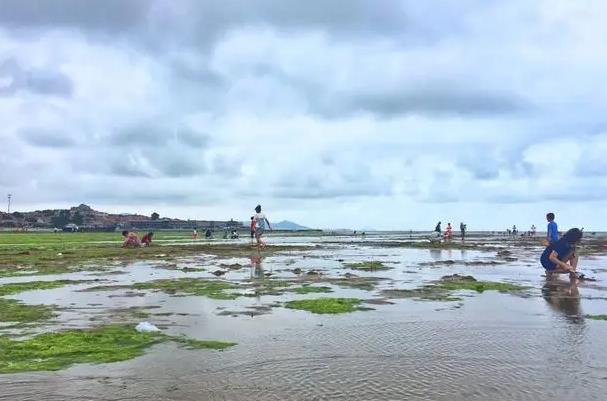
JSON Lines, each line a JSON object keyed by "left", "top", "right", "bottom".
{"left": 253, "top": 205, "right": 272, "bottom": 251}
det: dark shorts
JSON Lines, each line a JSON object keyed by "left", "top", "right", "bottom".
{"left": 541, "top": 248, "right": 557, "bottom": 270}
{"left": 542, "top": 259, "right": 557, "bottom": 271}
{"left": 255, "top": 228, "right": 265, "bottom": 237}
{"left": 250, "top": 230, "right": 255, "bottom": 238}
{"left": 541, "top": 246, "right": 575, "bottom": 271}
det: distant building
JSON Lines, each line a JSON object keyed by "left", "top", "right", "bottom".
{"left": 63, "top": 223, "right": 79, "bottom": 232}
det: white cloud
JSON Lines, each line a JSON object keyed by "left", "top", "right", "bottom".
{"left": 1, "top": 1, "right": 607, "bottom": 230}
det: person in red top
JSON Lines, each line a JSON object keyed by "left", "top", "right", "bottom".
{"left": 122, "top": 230, "right": 141, "bottom": 248}
{"left": 141, "top": 232, "right": 154, "bottom": 247}
{"left": 444, "top": 223, "right": 453, "bottom": 241}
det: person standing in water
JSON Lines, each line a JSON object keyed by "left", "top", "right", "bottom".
{"left": 540, "top": 228, "right": 583, "bottom": 278}
{"left": 445, "top": 223, "right": 453, "bottom": 241}
{"left": 546, "top": 212, "right": 558, "bottom": 245}
{"left": 192, "top": 229, "right": 198, "bottom": 241}
{"left": 460, "top": 222, "right": 466, "bottom": 240}
{"left": 253, "top": 205, "right": 272, "bottom": 251}
{"left": 434, "top": 221, "right": 442, "bottom": 237}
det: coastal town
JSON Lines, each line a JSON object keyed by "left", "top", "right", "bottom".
{"left": 0, "top": 204, "right": 243, "bottom": 232}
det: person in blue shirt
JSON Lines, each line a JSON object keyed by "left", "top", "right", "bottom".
{"left": 540, "top": 228, "right": 582, "bottom": 278}
{"left": 546, "top": 212, "right": 558, "bottom": 244}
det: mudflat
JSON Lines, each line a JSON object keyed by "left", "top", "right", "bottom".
{"left": 1, "top": 231, "right": 607, "bottom": 400}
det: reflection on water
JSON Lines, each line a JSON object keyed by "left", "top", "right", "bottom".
{"left": 542, "top": 277, "right": 582, "bottom": 323}
{"left": 429, "top": 249, "right": 442, "bottom": 260}
{"left": 3, "top": 318, "right": 605, "bottom": 401}
{"left": 250, "top": 255, "right": 265, "bottom": 279}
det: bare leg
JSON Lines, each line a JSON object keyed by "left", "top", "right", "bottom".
{"left": 569, "top": 254, "right": 579, "bottom": 270}
{"left": 554, "top": 253, "right": 578, "bottom": 278}
{"left": 546, "top": 268, "right": 575, "bottom": 277}
{"left": 565, "top": 253, "right": 579, "bottom": 278}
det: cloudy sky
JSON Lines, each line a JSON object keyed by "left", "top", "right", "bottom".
{"left": 1, "top": 0, "right": 606, "bottom": 230}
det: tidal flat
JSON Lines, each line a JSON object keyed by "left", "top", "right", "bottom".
{"left": 1, "top": 231, "right": 607, "bottom": 400}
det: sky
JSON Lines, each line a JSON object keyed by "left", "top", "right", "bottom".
{"left": 1, "top": 0, "right": 607, "bottom": 230}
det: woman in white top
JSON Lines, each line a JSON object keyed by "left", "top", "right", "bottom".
{"left": 253, "top": 204, "right": 272, "bottom": 250}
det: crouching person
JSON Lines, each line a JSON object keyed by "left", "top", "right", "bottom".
{"left": 540, "top": 228, "right": 583, "bottom": 278}
{"left": 141, "top": 232, "right": 154, "bottom": 247}
{"left": 122, "top": 230, "right": 141, "bottom": 248}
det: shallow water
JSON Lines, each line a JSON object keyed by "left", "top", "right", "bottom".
{"left": 2, "top": 234, "right": 607, "bottom": 400}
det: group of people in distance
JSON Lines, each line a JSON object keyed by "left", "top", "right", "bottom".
{"left": 120, "top": 205, "right": 272, "bottom": 251}
{"left": 508, "top": 224, "right": 537, "bottom": 237}
{"left": 123, "top": 209, "right": 582, "bottom": 279}
{"left": 434, "top": 221, "right": 467, "bottom": 241}
{"left": 433, "top": 212, "right": 584, "bottom": 279}
{"left": 122, "top": 230, "right": 153, "bottom": 248}
{"left": 122, "top": 205, "right": 272, "bottom": 250}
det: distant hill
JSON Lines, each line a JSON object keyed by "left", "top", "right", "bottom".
{"left": 272, "top": 220, "right": 310, "bottom": 230}
{"left": 0, "top": 204, "right": 242, "bottom": 231}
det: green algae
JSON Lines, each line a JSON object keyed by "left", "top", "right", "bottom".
{"left": 0, "top": 280, "right": 88, "bottom": 296}
{"left": 131, "top": 310, "right": 151, "bottom": 319}
{"left": 329, "top": 276, "right": 382, "bottom": 291}
{"left": 246, "top": 279, "right": 293, "bottom": 296}
{"left": 174, "top": 337, "right": 237, "bottom": 350}
{"left": 133, "top": 278, "right": 239, "bottom": 300}
{"left": 382, "top": 275, "right": 528, "bottom": 302}
{"left": 290, "top": 285, "right": 333, "bottom": 294}
{"left": 344, "top": 261, "right": 390, "bottom": 271}
{"left": 250, "top": 277, "right": 378, "bottom": 296}
{"left": 434, "top": 275, "right": 529, "bottom": 293}
{"left": 86, "top": 306, "right": 161, "bottom": 324}
{"left": 0, "top": 232, "right": 308, "bottom": 277}
{"left": 285, "top": 297, "right": 366, "bottom": 314}
{"left": 0, "top": 298, "right": 56, "bottom": 323}
{"left": 79, "top": 284, "right": 132, "bottom": 292}
{"left": 216, "top": 305, "right": 273, "bottom": 317}
{"left": 381, "top": 288, "right": 463, "bottom": 302}
{"left": 585, "top": 314, "right": 607, "bottom": 321}
{"left": 88, "top": 278, "right": 327, "bottom": 298}
{"left": 0, "top": 324, "right": 236, "bottom": 374}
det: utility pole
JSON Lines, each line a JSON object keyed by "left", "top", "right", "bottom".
{"left": 7, "top": 194, "right": 12, "bottom": 213}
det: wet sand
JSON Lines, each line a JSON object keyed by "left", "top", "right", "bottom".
{"left": 1, "top": 233, "right": 607, "bottom": 400}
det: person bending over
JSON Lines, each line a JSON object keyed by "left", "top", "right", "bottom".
{"left": 141, "top": 232, "right": 154, "bottom": 247}
{"left": 540, "top": 228, "right": 583, "bottom": 278}
{"left": 122, "top": 230, "right": 141, "bottom": 248}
